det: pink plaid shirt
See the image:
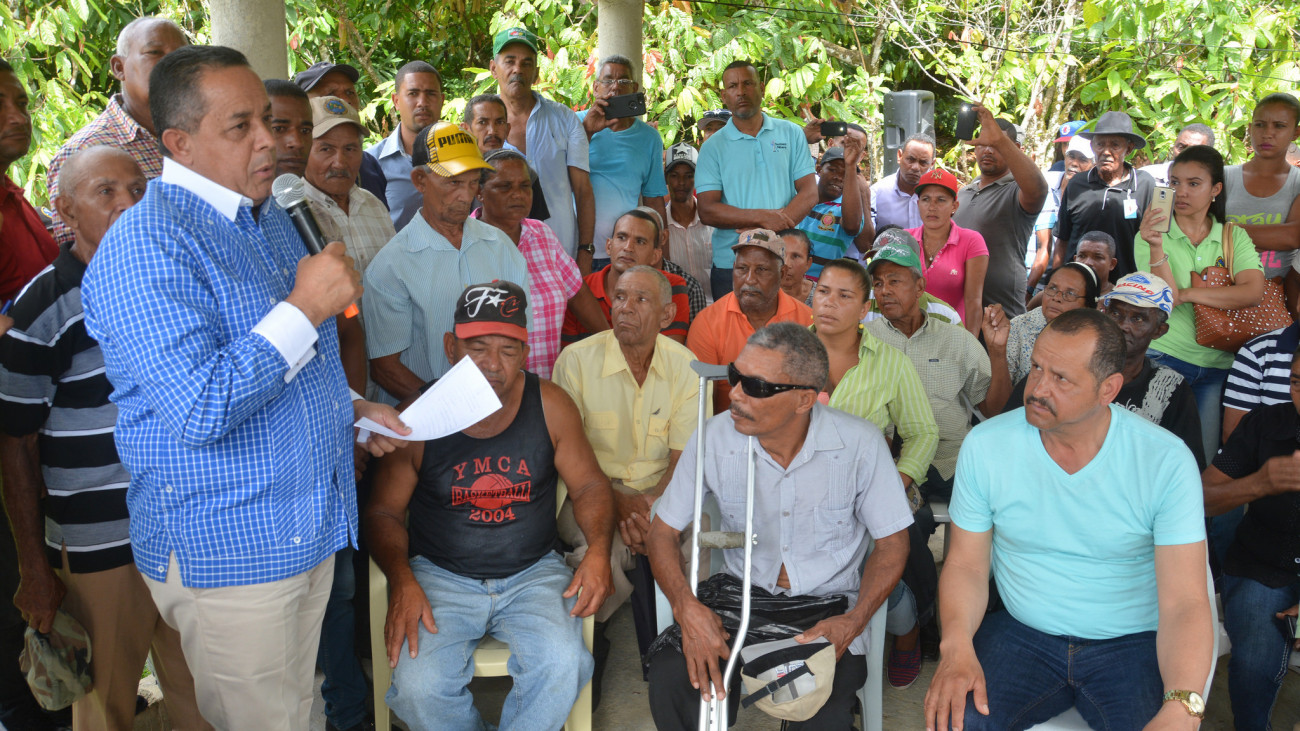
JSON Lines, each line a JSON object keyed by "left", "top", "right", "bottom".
{"left": 517, "top": 218, "right": 583, "bottom": 378}
{"left": 47, "top": 94, "right": 164, "bottom": 245}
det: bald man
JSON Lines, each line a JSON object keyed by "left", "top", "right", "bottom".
{"left": 0, "top": 146, "right": 210, "bottom": 731}
{"left": 46, "top": 16, "right": 189, "bottom": 244}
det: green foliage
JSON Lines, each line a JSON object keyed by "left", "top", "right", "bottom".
{"left": 4, "top": 0, "right": 1300, "bottom": 206}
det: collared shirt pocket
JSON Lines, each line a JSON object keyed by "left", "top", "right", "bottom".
{"left": 585, "top": 411, "right": 620, "bottom": 455}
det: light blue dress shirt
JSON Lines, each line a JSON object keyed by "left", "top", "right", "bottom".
{"left": 361, "top": 213, "right": 532, "bottom": 403}
{"left": 366, "top": 128, "right": 422, "bottom": 233}
{"left": 655, "top": 404, "right": 914, "bottom": 655}
{"left": 503, "top": 92, "right": 589, "bottom": 256}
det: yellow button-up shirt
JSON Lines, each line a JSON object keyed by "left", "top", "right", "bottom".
{"left": 552, "top": 331, "right": 710, "bottom": 492}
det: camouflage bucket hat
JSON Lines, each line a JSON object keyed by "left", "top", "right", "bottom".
{"left": 20, "top": 610, "right": 93, "bottom": 710}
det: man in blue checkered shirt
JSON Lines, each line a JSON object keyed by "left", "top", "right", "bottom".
{"left": 81, "top": 45, "right": 409, "bottom": 730}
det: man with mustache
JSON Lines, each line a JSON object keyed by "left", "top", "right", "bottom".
{"left": 645, "top": 322, "right": 912, "bottom": 730}
{"left": 490, "top": 27, "right": 596, "bottom": 273}
{"left": 1004, "top": 272, "right": 1204, "bottom": 469}
{"left": 926, "top": 309, "right": 1212, "bottom": 731}
{"left": 462, "top": 93, "right": 550, "bottom": 222}
{"left": 952, "top": 106, "right": 1048, "bottom": 318}
{"left": 363, "top": 122, "right": 532, "bottom": 404}
{"left": 0, "top": 145, "right": 210, "bottom": 731}
{"left": 795, "top": 138, "right": 873, "bottom": 277}
{"left": 80, "top": 45, "right": 410, "bottom": 729}
{"left": 368, "top": 61, "right": 445, "bottom": 232}
{"left": 295, "top": 60, "right": 390, "bottom": 212}
{"left": 696, "top": 60, "right": 818, "bottom": 300}
{"left": 46, "top": 16, "right": 189, "bottom": 245}
{"left": 1051, "top": 111, "right": 1155, "bottom": 280}
{"left": 304, "top": 96, "right": 396, "bottom": 281}
{"left": 367, "top": 280, "right": 613, "bottom": 731}
{"left": 687, "top": 229, "right": 813, "bottom": 412}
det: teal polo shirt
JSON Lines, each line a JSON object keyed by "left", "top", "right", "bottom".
{"left": 695, "top": 114, "right": 815, "bottom": 268}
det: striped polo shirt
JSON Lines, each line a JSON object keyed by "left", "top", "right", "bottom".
{"left": 1223, "top": 322, "right": 1299, "bottom": 415}
{"left": 0, "top": 249, "right": 132, "bottom": 573}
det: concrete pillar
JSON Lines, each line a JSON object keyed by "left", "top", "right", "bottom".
{"left": 597, "top": 0, "right": 645, "bottom": 84}
{"left": 209, "top": 0, "right": 288, "bottom": 80}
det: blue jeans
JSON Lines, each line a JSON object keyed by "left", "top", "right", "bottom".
{"left": 386, "top": 552, "right": 591, "bottom": 731}
{"left": 960, "top": 611, "right": 1162, "bottom": 730}
{"left": 710, "top": 267, "right": 733, "bottom": 301}
{"left": 317, "top": 547, "right": 368, "bottom": 729}
{"left": 1223, "top": 574, "right": 1300, "bottom": 730}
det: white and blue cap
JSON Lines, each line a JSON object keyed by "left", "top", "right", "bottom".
{"left": 1102, "top": 272, "right": 1174, "bottom": 314}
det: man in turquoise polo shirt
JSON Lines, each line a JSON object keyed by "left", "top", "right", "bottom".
{"left": 696, "top": 60, "right": 817, "bottom": 300}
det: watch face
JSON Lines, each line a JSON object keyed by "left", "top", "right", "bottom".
{"left": 1188, "top": 692, "right": 1205, "bottom": 714}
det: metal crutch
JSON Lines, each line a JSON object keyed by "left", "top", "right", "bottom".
{"left": 687, "top": 362, "right": 759, "bottom": 730}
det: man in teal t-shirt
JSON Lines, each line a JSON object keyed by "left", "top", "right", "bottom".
{"left": 924, "top": 309, "right": 1213, "bottom": 731}
{"left": 579, "top": 55, "right": 667, "bottom": 267}
{"left": 695, "top": 60, "right": 817, "bottom": 300}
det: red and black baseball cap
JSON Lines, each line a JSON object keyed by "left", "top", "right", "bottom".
{"left": 454, "top": 281, "right": 529, "bottom": 342}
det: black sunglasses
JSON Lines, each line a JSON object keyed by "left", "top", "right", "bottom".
{"left": 727, "top": 363, "right": 818, "bottom": 399}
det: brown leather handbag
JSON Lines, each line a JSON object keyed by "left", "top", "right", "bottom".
{"left": 1190, "top": 222, "right": 1292, "bottom": 352}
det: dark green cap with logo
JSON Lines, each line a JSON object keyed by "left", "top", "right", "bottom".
{"left": 493, "top": 27, "right": 540, "bottom": 56}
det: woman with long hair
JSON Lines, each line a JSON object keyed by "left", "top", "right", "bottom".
{"left": 1137, "top": 144, "right": 1264, "bottom": 460}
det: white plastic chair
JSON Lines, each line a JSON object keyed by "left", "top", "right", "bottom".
{"left": 930, "top": 500, "right": 952, "bottom": 560}
{"left": 1027, "top": 562, "right": 1219, "bottom": 730}
{"left": 651, "top": 495, "right": 888, "bottom": 731}
{"left": 369, "top": 483, "right": 593, "bottom": 731}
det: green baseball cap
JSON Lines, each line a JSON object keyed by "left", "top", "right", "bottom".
{"left": 866, "top": 231, "right": 923, "bottom": 278}
{"left": 493, "top": 27, "right": 540, "bottom": 56}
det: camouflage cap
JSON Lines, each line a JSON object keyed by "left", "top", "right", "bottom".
{"left": 20, "top": 610, "right": 92, "bottom": 710}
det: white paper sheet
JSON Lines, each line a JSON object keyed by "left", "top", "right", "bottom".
{"left": 354, "top": 357, "right": 502, "bottom": 442}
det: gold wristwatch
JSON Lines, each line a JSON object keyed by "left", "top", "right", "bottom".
{"left": 1162, "top": 689, "right": 1205, "bottom": 718}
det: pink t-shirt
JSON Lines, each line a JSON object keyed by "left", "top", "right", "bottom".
{"left": 907, "top": 223, "right": 989, "bottom": 323}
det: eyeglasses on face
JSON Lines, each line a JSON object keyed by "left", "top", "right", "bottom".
{"left": 1044, "top": 284, "right": 1084, "bottom": 303}
{"left": 595, "top": 79, "right": 637, "bottom": 90}
{"left": 727, "top": 363, "right": 818, "bottom": 399}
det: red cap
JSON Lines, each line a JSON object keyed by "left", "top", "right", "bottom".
{"left": 915, "top": 168, "right": 961, "bottom": 197}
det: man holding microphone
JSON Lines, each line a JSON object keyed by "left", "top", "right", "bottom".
{"left": 81, "top": 45, "right": 408, "bottom": 729}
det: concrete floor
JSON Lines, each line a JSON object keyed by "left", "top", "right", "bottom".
{"left": 135, "top": 530, "right": 1300, "bottom": 730}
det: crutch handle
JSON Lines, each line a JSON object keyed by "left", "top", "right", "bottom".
{"left": 691, "top": 361, "right": 730, "bottom": 381}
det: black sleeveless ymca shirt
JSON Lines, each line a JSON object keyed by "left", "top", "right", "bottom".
{"left": 409, "top": 372, "right": 559, "bottom": 579}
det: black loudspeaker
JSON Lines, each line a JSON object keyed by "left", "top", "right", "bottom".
{"left": 881, "top": 91, "right": 935, "bottom": 177}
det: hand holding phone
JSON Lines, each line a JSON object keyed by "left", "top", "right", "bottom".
{"left": 820, "top": 121, "right": 848, "bottom": 138}
{"left": 1149, "top": 186, "right": 1175, "bottom": 234}
{"left": 603, "top": 92, "right": 646, "bottom": 119}
{"left": 955, "top": 104, "right": 977, "bottom": 141}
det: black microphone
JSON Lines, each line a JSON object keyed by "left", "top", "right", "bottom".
{"left": 272, "top": 173, "right": 358, "bottom": 318}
